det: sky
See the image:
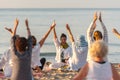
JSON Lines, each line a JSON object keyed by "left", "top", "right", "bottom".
{"left": 0, "top": 0, "right": 120, "bottom": 8}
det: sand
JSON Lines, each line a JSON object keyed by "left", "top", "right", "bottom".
{"left": 35, "top": 63, "right": 120, "bottom": 80}
{"left": 0, "top": 63, "right": 120, "bottom": 80}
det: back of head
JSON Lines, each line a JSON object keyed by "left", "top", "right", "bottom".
{"left": 15, "top": 37, "right": 28, "bottom": 52}
{"left": 89, "top": 40, "right": 108, "bottom": 58}
{"left": 32, "top": 36, "right": 37, "bottom": 46}
{"left": 93, "top": 30, "right": 103, "bottom": 41}
{"left": 76, "top": 35, "right": 88, "bottom": 47}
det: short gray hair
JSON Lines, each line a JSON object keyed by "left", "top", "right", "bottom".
{"left": 89, "top": 40, "right": 108, "bottom": 58}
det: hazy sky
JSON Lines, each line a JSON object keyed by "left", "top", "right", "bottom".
{"left": 0, "top": 0, "right": 120, "bottom": 8}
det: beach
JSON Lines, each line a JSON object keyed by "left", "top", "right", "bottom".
{"left": 0, "top": 8, "right": 120, "bottom": 80}
{"left": 0, "top": 63, "right": 119, "bottom": 80}
{"left": 36, "top": 63, "right": 120, "bottom": 80}
{"left": 0, "top": 8, "right": 120, "bottom": 63}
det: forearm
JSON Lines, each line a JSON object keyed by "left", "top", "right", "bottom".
{"left": 114, "top": 32, "right": 120, "bottom": 39}
{"left": 13, "top": 25, "right": 17, "bottom": 36}
{"left": 87, "top": 21, "right": 95, "bottom": 47}
{"left": 53, "top": 28, "right": 57, "bottom": 40}
{"left": 100, "top": 21, "right": 108, "bottom": 42}
{"left": 12, "top": 19, "right": 19, "bottom": 36}
{"left": 27, "top": 28, "right": 31, "bottom": 37}
{"left": 40, "top": 27, "right": 52, "bottom": 47}
{"left": 67, "top": 29, "right": 74, "bottom": 42}
{"left": 69, "top": 35, "right": 74, "bottom": 43}
{"left": 25, "top": 19, "right": 31, "bottom": 37}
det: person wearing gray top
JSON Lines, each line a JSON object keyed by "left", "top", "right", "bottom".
{"left": 6, "top": 19, "right": 33, "bottom": 80}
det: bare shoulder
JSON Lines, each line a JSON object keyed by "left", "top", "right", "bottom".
{"left": 111, "top": 64, "right": 120, "bottom": 80}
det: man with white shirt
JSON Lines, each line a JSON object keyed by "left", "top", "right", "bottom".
{"left": 31, "top": 22, "right": 56, "bottom": 71}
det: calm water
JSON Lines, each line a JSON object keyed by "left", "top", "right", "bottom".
{"left": 0, "top": 8, "right": 120, "bottom": 63}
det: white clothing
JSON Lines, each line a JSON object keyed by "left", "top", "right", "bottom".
{"left": 86, "top": 61, "right": 112, "bottom": 80}
{"left": 70, "top": 42, "right": 88, "bottom": 71}
{"left": 31, "top": 43, "right": 41, "bottom": 68}
{"left": 49, "top": 62, "right": 66, "bottom": 69}
{"left": 54, "top": 38, "right": 72, "bottom": 63}
{"left": 50, "top": 38, "right": 72, "bottom": 69}
{"left": 0, "top": 49, "right": 13, "bottom": 77}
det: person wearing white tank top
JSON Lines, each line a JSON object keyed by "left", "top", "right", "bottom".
{"left": 73, "top": 41, "right": 120, "bottom": 80}
{"left": 86, "top": 60, "right": 112, "bottom": 80}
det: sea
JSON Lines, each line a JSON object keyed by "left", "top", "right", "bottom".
{"left": 0, "top": 8, "right": 120, "bottom": 63}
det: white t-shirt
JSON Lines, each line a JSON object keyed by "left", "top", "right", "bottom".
{"left": 31, "top": 43, "right": 41, "bottom": 68}
{"left": 86, "top": 61, "right": 112, "bottom": 80}
{"left": 70, "top": 42, "right": 88, "bottom": 71}
{"left": 54, "top": 38, "right": 72, "bottom": 63}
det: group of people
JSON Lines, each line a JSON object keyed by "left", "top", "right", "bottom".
{"left": 0, "top": 12, "right": 120, "bottom": 80}
{"left": 73, "top": 12, "right": 120, "bottom": 80}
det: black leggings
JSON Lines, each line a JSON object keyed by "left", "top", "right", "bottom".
{"left": 39, "top": 58, "right": 46, "bottom": 70}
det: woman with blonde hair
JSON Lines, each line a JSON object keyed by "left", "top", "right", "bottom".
{"left": 73, "top": 40, "right": 120, "bottom": 80}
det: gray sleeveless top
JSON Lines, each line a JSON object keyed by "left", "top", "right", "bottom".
{"left": 10, "top": 36, "right": 33, "bottom": 80}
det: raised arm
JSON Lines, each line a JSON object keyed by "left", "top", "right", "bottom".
{"left": 66, "top": 24, "right": 78, "bottom": 65}
{"left": 87, "top": 12, "right": 97, "bottom": 47}
{"left": 53, "top": 22, "right": 57, "bottom": 40}
{"left": 5, "top": 18, "right": 19, "bottom": 36}
{"left": 39, "top": 21, "right": 56, "bottom": 48}
{"left": 112, "top": 28, "right": 120, "bottom": 39}
{"left": 66, "top": 24, "right": 75, "bottom": 43}
{"left": 99, "top": 12, "right": 108, "bottom": 43}
{"left": 53, "top": 22, "right": 60, "bottom": 50}
{"left": 9, "top": 19, "right": 19, "bottom": 54}
{"left": 25, "top": 19, "right": 32, "bottom": 52}
{"left": 25, "top": 19, "right": 31, "bottom": 37}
